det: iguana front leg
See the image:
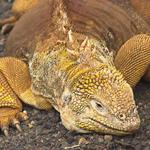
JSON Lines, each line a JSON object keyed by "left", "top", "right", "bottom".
{"left": 115, "top": 34, "right": 150, "bottom": 87}
{"left": 0, "top": 71, "right": 28, "bottom": 136}
{"left": 0, "top": 57, "right": 51, "bottom": 136}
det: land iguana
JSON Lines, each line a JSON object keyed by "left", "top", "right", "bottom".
{"left": 0, "top": 0, "right": 149, "bottom": 136}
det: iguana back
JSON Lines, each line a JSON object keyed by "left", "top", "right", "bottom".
{"left": 5, "top": 0, "right": 138, "bottom": 60}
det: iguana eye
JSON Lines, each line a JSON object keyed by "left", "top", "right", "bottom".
{"left": 62, "top": 88, "right": 72, "bottom": 105}
{"left": 96, "top": 102, "right": 103, "bottom": 109}
{"left": 90, "top": 99, "right": 105, "bottom": 112}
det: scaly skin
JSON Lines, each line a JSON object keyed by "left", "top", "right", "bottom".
{"left": 0, "top": 57, "right": 51, "bottom": 136}
{"left": 0, "top": 0, "right": 149, "bottom": 136}
{"left": 115, "top": 34, "right": 150, "bottom": 87}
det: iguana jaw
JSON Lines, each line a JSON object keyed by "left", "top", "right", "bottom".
{"left": 77, "top": 108, "right": 140, "bottom": 135}
{"left": 60, "top": 101, "right": 140, "bottom": 135}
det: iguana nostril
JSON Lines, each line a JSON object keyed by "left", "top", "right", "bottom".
{"left": 119, "top": 114, "right": 126, "bottom": 120}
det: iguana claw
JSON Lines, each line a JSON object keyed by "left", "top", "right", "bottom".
{"left": 12, "top": 118, "right": 22, "bottom": 132}
{"left": 0, "top": 109, "right": 29, "bottom": 137}
{"left": 2, "top": 126, "right": 9, "bottom": 137}
{"left": 15, "top": 124, "right": 22, "bottom": 132}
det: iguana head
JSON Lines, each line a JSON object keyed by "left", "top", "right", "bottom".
{"left": 60, "top": 64, "right": 140, "bottom": 135}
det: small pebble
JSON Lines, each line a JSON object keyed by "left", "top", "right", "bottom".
{"left": 138, "top": 102, "right": 143, "bottom": 107}
{"left": 78, "top": 137, "right": 89, "bottom": 145}
{"left": 120, "top": 138, "right": 124, "bottom": 142}
{"left": 40, "top": 139, "right": 44, "bottom": 143}
{"left": 28, "top": 121, "right": 34, "bottom": 129}
{"left": 98, "top": 137, "right": 104, "bottom": 143}
{"left": 28, "top": 124, "right": 33, "bottom": 129}
{"left": 30, "top": 120, "right": 35, "bottom": 125}
{"left": 104, "top": 135, "right": 113, "bottom": 142}
{"left": 23, "top": 110, "right": 28, "bottom": 115}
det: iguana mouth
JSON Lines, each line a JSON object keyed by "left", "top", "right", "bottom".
{"left": 89, "top": 118, "right": 131, "bottom": 134}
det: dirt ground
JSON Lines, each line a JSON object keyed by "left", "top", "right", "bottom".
{"left": 0, "top": 0, "right": 150, "bottom": 150}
